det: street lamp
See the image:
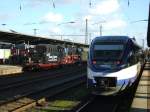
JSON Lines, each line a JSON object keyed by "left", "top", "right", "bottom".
{"left": 99, "top": 25, "right": 102, "bottom": 36}
{"left": 85, "top": 19, "right": 88, "bottom": 44}
{"left": 92, "top": 20, "right": 106, "bottom": 36}
{"left": 1, "top": 24, "right": 7, "bottom": 31}
{"left": 130, "top": 19, "right": 148, "bottom": 23}
{"left": 141, "top": 39, "right": 145, "bottom": 49}
{"left": 130, "top": 19, "right": 148, "bottom": 49}
{"left": 57, "top": 21, "right": 75, "bottom": 26}
{"left": 57, "top": 21, "right": 76, "bottom": 40}
{"left": 1, "top": 24, "right": 6, "bottom": 26}
{"left": 33, "top": 28, "right": 38, "bottom": 36}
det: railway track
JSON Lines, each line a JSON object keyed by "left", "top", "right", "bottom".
{"left": 0, "top": 66, "right": 85, "bottom": 91}
{"left": 76, "top": 95, "right": 121, "bottom": 112}
{"left": 74, "top": 88, "right": 136, "bottom": 112}
{"left": 0, "top": 65, "right": 85, "bottom": 87}
{"left": 0, "top": 71, "right": 86, "bottom": 112}
{"left": 0, "top": 67, "right": 86, "bottom": 102}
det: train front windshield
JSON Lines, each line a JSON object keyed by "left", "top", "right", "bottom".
{"left": 93, "top": 42, "right": 124, "bottom": 62}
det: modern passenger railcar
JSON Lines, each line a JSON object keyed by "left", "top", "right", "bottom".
{"left": 87, "top": 36, "right": 143, "bottom": 95}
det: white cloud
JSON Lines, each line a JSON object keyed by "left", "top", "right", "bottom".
{"left": 25, "top": 0, "right": 76, "bottom": 7}
{"left": 83, "top": 15, "right": 93, "bottom": 21}
{"left": 89, "top": 0, "right": 120, "bottom": 15}
{"left": 104, "top": 19, "right": 127, "bottom": 30}
{"left": 55, "top": 0, "right": 75, "bottom": 4}
{"left": 0, "top": 13, "right": 15, "bottom": 21}
{"left": 24, "top": 0, "right": 47, "bottom": 8}
{"left": 42, "top": 12, "right": 63, "bottom": 23}
{"left": 78, "top": 0, "right": 122, "bottom": 34}
{"left": 29, "top": 0, "right": 126, "bottom": 43}
{"left": 49, "top": 27, "right": 62, "bottom": 34}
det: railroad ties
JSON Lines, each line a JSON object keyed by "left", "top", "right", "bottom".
{"left": 0, "top": 66, "right": 86, "bottom": 112}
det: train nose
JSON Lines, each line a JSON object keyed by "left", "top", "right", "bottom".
{"left": 95, "top": 77, "right": 117, "bottom": 87}
{"left": 101, "top": 80, "right": 105, "bottom": 85}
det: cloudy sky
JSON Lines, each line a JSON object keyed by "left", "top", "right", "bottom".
{"left": 0, "top": 0, "right": 149, "bottom": 47}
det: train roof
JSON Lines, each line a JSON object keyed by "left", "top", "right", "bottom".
{"left": 93, "top": 36, "right": 142, "bottom": 49}
{"left": 94, "top": 36, "right": 129, "bottom": 42}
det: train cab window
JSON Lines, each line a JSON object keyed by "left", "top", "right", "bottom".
{"left": 134, "top": 51, "right": 140, "bottom": 62}
{"left": 128, "top": 55, "right": 133, "bottom": 66}
{"left": 128, "top": 51, "right": 138, "bottom": 66}
{"left": 93, "top": 44, "right": 124, "bottom": 60}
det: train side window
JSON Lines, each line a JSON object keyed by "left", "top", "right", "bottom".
{"left": 128, "top": 50, "right": 139, "bottom": 66}
{"left": 135, "top": 51, "right": 140, "bottom": 62}
{"left": 128, "top": 52, "right": 134, "bottom": 66}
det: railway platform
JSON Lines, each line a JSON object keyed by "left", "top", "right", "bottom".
{"left": 0, "top": 65, "right": 22, "bottom": 75}
{"left": 130, "top": 61, "right": 150, "bottom": 112}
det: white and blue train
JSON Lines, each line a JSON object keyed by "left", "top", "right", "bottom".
{"left": 87, "top": 36, "right": 143, "bottom": 95}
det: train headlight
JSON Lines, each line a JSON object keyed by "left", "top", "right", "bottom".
{"left": 92, "top": 60, "right": 97, "bottom": 64}
{"left": 101, "top": 80, "right": 105, "bottom": 85}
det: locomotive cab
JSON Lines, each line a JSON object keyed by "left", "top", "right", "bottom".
{"left": 87, "top": 36, "right": 142, "bottom": 95}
